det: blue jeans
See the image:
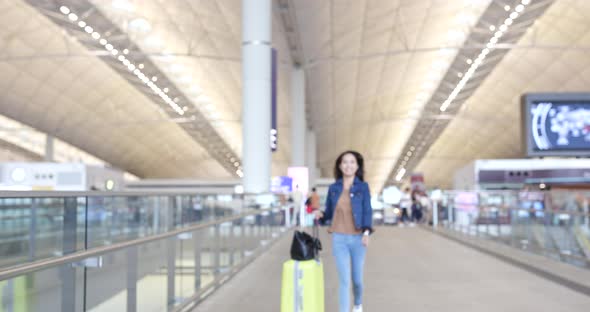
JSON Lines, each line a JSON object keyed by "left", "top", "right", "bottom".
{"left": 332, "top": 233, "right": 366, "bottom": 312}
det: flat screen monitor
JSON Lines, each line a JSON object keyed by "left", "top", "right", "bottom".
{"left": 522, "top": 93, "right": 590, "bottom": 157}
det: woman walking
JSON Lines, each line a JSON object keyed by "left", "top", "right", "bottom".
{"left": 314, "top": 150, "right": 373, "bottom": 312}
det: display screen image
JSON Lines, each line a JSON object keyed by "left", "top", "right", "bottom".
{"left": 522, "top": 94, "right": 590, "bottom": 156}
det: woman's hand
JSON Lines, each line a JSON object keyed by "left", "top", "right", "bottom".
{"left": 313, "top": 210, "right": 324, "bottom": 220}
{"left": 362, "top": 235, "right": 369, "bottom": 247}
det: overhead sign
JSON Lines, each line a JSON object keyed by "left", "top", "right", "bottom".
{"left": 522, "top": 93, "right": 590, "bottom": 157}
{"left": 271, "top": 176, "right": 292, "bottom": 194}
{"left": 410, "top": 173, "right": 426, "bottom": 192}
{"left": 270, "top": 48, "right": 278, "bottom": 152}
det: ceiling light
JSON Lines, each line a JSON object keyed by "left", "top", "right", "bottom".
{"left": 183, "top": 106, "right": 189, "bottom": 111}
{"left": 152, "top": 76, "right": 158, "bottom": 82}
{"left": 123, "top": 49, "right": 129, "bottom": 54}
{"left": 458, "top": 72, "right": 463, "bottom": 78}
{"left": 129, "top": 18, "right": 151, "bottom": 34}
{"left": 59, "top": 6, "right": 70, "bottom": 14}
{"left": 432, "top": 60, "right": 446, "bottom": 70}
{"left": 489, "top": 25, "right": 495, "bottom": 31}
{"left": 173, "top": 97, "right": 179, "bottom": 103}
{"left": 504, "top": 5, "right": 510, "bottom": 11}
{"left": 447, "top": 30, "right": 465, "bottom": 42}
{"left": 416, "top": 92, "right": 428, "bottom": 101}
{"left": 437, "top": 48, "right": 454, "bottom": 56}
{"left": 490, "top": 37, "right": 498, "bottom": 44}
{"left": 515, "top": 4, "right": 525, "bottom": 12}
{"left": 138, "top": 64, "right": 144, "bottom": 69}
{"left": 510, "top": 12, "right": 519, "bottom": 19}
{"left": 522, "top": 0, "right": 531, "bottom": 5}
{"left": 179, "top": 76, "right": 192, "bottom": 84}
{"left": 144, "top": 36, "right": 162, "bottom": 49}
{"left": 499, "top": 24, "right": 508, "bottom": 32}
{"left": 422, "top": 80, "right": 436, "bottom": 89}
{"left": 494, "top": 31, "right": 503, "bottom": 38}
{"left": 504, "top": 18, "right": 513, "bottom": 26}
{"left": 410, "top": 146, "right": 415, "bottom": 151}
{"left": 395, "top": 168, "right": 406, "bottom": 182}
{"left": 65, "top": 11, "right": 185, "bottom": 116}
{"left": 466, "top": 58, "right": 472, "bottom": 64}
{"left": 112, "top": 0, "right": 135, "bottom": 12}
{"left": 234, "top": 162, "right": 239, "bottom": 167}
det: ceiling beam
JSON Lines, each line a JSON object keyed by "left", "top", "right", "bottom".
{"left": 382, "top": 0, "right": 556, "bottom": 191}
{"left": 24, "top": 0, "right": 242, "bottom": 177}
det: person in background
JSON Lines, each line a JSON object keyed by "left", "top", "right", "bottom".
{"left": 314, "top": 151, "right": 373, "bottom": 312}
{"left": 310, "top": 187, "right": 321, "bottom": 211}
{"left": 411, "top": 193, "right": 423, "bottom": 225}
{"left": 400, "top": 187, "right": 412, "bottom": 227}
{"left": 305, "top": 187, "right": 321, "bottom": 227}
{"left": 292, "top": 184, "right": 303, "bottom": 226}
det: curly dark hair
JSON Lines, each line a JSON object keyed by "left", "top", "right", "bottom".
{"left": 333, "top": 150, "right": 365, "bottom": 181}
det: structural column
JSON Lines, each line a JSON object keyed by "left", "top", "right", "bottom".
{"left": 45, "top": 134, "right": 54, "bottom": 162}
{"left": 242, "top": 0, "right": 272, "bottom": 193}
{"left": 291, "top": 67, "right": 306, "bottom": 167}
{"left": 306, "top": 129, "right": 317, "bottom": 187}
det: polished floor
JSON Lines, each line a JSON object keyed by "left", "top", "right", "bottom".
{"left": 193, "top": 226, "right": 590, "bottom": 311}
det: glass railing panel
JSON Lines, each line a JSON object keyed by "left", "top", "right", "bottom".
{"left": 136, "top": 240, "right": 169, "bottom": 312}
{"left": 0, "top": 263, "right": 84, "bottom": 312}
{"left": 85, "top": 248, "right": 130, "bottom": 312}
{"left": 440, "top": 190, "right": 590, "bottom": 269}
{"left": 0, "top": 196, "right": 87, "bottom": 269}
{"left": 0, "top": 192, "right": 291, "bottom": 311}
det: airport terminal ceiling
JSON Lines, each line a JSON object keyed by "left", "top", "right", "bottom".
{"left": 0, "top": 0, "right": 588, "bottom": 190}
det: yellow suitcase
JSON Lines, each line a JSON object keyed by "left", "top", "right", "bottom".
{"left": 280, "top": 259, "right": 324, "bottom": 312}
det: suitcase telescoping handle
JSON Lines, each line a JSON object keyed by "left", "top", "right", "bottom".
{"left": 312, "top": 220, "right": 321, "bottom": 261}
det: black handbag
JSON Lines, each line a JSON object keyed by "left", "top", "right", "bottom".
{"left": 290, "top": 224, "right": 322, "bottom": 261}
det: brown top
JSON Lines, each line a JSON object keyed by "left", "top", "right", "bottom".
{"left": 329, "top": 188, "right": 362, "bottom": 235}
{"left": 310, "top": 193, "right": 320, "bottom": 209}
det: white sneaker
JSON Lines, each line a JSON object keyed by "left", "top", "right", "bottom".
{"left": 353, "top": 305, "right": 363, "bottom": 312}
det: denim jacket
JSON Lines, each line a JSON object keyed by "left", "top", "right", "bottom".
{"left": 320, "top": 176, "right": 373, "bottom": 234}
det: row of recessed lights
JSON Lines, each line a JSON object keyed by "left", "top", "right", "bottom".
{"left": 440, "top": 0, "right": 530, "bottom": 112}
{"left": 223, "top": 152, "right": 242, "bottom": 177}
{"left": 60, "top": 5, "right": 243, "bottom": 177}
{"left": 395, "top": 146, "right": 416, "bottom": 181}
{"left": 59, "top": 5, "right": 185, "bottom": 116}
{"left": 396, "top": 1, "right": 532, "bottom": 182}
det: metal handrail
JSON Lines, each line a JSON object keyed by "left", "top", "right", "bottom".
{"left": 445, "top": 224, "right": 590, "bottom": 265}
{"left": 0, "top": 190, "right": 272, "bottom": 198}
{"left": 453, "top": 206, "right": 590, "bottom": 218}
{"left": 0, "top": 208, "right": 279, "bottom": 281}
